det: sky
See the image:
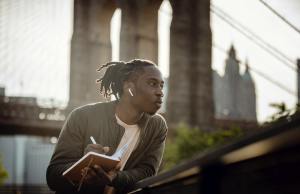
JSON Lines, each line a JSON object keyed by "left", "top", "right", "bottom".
{"left": 209, "top": 0, "right": 300, "bottom": 122}
{"left": 153, "top": 0, "right": 300, "bottom": 122}
{"left": 0, "top": 0, "right": 300, "bottom": 122}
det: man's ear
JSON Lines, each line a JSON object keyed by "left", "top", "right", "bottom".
{"left": 123, "top": 81, "right": 135, "bottom": 92}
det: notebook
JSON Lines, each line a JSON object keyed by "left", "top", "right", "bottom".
{"left": 62, "top": 142, "right": 129, "bottom": 182}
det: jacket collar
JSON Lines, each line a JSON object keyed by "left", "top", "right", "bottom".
{"left": 107, "top": 100, "right": 151, "bottom": 130}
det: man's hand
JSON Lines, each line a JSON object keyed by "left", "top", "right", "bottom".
{"left": 81, "top": 162, "right": 121, "bottom": 186}
{"left": 84, "top": 144, "right": 110, "bottom": 155}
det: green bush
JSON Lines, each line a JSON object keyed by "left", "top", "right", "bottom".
{"left": 163, "top": 124, "right": 243, "bottom": 170}
{"left": 0, "top": 156, "right": 8, "bottom": 185}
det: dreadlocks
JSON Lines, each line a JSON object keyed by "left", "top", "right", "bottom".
{"left": 96, "top": 59, "right": 156, "bottom": 100}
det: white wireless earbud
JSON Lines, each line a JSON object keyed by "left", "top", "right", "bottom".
{"left": 128, "top": 88, "right": 134, "bottom": 97}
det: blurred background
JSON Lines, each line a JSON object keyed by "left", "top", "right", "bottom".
{"left": 0, "top": 0, "right": 300, "bottom": 193}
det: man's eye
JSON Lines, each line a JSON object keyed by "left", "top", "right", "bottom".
{"left": 149, "top": 82, "right": 156, "bottom": 86}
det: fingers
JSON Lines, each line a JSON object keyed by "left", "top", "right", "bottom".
{"left": 114, "top": 162, "right": 121, "bottom": 171}
{"left": 85, "top": 168, "right": 98, "bottom": 182}
{"left": 91, "top": 165, "right": 111, "bottom": 184}
{"left": 81, "top": 165, "right": 116, "bottom": 186}
{"left": 84, "top": 144, "right": 110, "bottom": 155}
{"left": 92, "top": 165, "right": 108, "bottom": 176}
{"left": 103, "top": 146, "right": 110, "bottom": 153}
{"left": 81, "top": 166, "right": 103, "bottom": 185}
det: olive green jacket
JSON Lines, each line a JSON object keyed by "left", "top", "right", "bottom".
{"left": 46, "top": 101, "right": 168, "bottom": 194}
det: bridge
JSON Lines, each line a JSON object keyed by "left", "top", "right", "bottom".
{"left": 0, "top": 95, "right": 258, "bottom": 137}
{"left": 0, "top": 96, "right": 65, "bottom": 137}
{"left": 0, "top": 0, "right": 299, "bottom": 193}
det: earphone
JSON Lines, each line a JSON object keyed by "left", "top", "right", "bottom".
{"left": 128, "top": 88, "right": 134, "bottom": 97}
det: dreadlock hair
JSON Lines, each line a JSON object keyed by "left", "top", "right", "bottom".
{"left": 96, "top": 59, "right": 156, "bottom": 100}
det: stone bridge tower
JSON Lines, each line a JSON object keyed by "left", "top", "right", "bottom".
{"left": 69, "top": 0, "right": 117, "bottom": 109}
{"left": 167, "top": 0, "right": 214, "bottom": 129}
{"left": 119, "top": 0, "right": 162, "bottom": 63}
{"left": 69, "top": 0, "right": 214, "bottom": 129}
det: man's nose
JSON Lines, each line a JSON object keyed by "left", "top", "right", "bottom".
{"left": 156, "top": 88, "right": 164, "bottom": 97}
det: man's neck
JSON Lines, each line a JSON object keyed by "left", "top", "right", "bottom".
{"left": 115, "top": 100, "right": 143, "bottom": 125}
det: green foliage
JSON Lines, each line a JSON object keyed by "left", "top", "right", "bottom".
{"left": 163, "top": 124, "right": 243, "bottom": 170}
{"left": 268, "top": 102, "right": 290, "bottom": 122}
{"left": 265, "top": 102, "right": 300, "bottom": 124}
{"left": 0, "top": 156, "right": 8, "bottom": 185}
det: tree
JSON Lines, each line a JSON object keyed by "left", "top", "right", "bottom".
{"left": 163, "top": 124, "right": 243, "bottom": 170}
{"left": 264, "top": 102, "right": 300, "bottom": 124}
{"left": 0, "top": 155, "right": 8, "bottom": 185}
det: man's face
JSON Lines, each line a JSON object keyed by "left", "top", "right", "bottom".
{"left": 131, "top": 66, "right": 164, "bottom": 115}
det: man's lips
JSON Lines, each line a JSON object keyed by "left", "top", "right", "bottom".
{"left": 155, "top": 100, "right": 163, "bottom": 106}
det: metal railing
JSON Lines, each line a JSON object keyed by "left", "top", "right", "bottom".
{"left": 129, "top": 115, "right": 300, "bottom": 194}
{"left": 0, "top": 185, "right": 54, "bottom": 194}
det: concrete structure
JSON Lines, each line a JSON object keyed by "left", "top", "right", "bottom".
{"left": 166, "top": 0, "right": 214, "bottom": 129}
{"left": 69, "top": 0, "right": 163, "bottom": 110}
{"left": 0, "top": 95, "right": 64, "bottom": 136}
{"left": 69, "top": 0, "right": 215, "bottom": 129}
{"left": 69, "top": 0, "right": 117, "bottom": 109}
{"left": 119, "top": 0, "right": 162, "bottom": 64}
{"left": 163, "top": 45, "right": 257, "bottom": 123}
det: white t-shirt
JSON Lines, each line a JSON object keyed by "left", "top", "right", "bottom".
{"left": 115, "top": 114, "right": 140, "bottom": 170}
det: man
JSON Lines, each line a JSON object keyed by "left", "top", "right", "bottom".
{"left": 46, "top": 59, "right": 168, "bottom": 194}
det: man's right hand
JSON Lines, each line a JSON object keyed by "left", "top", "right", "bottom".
{"left": 81, "top": 162, "right": 121, "bottom": 186}
{"left": 84, "top": 144, "right": 110, "bottom": 155}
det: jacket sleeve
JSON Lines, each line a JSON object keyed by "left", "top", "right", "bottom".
{"left": 112, "top": 116, "right": 168, "bottom": 190}
{"left": 46, "top": 109, "right": 86, "bottom": 192}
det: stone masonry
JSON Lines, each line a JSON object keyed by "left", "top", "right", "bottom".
{"left": 69, "top": 0, "right": 215, "bottom": 129}
{"left": 167, "top": 0, "right": 214, "bottom": 129}
{"left": 69, "top": 0, "right": 117, "bottom": 109}
{"left": 119, "top": 0, "right": 162, "bottom": 64}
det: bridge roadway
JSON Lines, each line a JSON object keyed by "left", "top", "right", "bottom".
{"left": 0, "top": 101, "right": 66, "bottom": 137}
{"left": 0, "top": 95, "right": 258, "bottom": 137}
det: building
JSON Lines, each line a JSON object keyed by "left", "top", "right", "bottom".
{"left": 162, "top": 45, "right": 257, "bottom": 122}
{"left": 0, "top": 136, "right": 55, "bottom": 185}
{"left": 214, "top": 45, "right": 257, "bottom": 121}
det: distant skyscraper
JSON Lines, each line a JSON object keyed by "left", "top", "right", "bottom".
{"left": 163, "top": 45, "right": 256, "bottom": 121}
{"left": 238, "top": 61, "right": 257, "bottom": 120}
{"left": 223, "top": 45, "right": 241, "bottom": 118}
{"left": 214, "top": 45, "right": 257, "bottom": 121}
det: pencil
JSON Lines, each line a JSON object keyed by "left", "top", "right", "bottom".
{"left": 90, "top": 136, "right": 97, "bottom": 144}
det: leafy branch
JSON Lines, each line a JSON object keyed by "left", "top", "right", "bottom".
{"left": 162, "top": 124, "right": 243, "bottom": 170}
